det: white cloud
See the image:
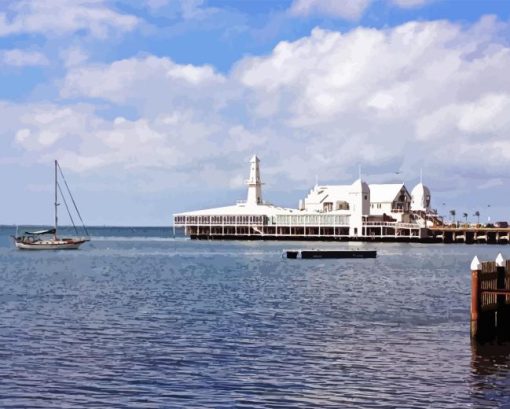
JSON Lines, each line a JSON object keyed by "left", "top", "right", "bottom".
{"left": 60, "top": 56, "right": 228, "bottom": 113}
{"left": 14, "top": 105, "right": 97, "bottom": 150}
{"left": 145, "top": 0, "right": 170, "bottom": 8}
{"left": 289, "top": 0, "right": 371, "bottom": 21}
{"left": 391, "top": 0, "right": 431, "bottom": 8}
{"left": 288, "top": 0, "right": 437, "bottom": 21}
{"left": 233, "top": 18, "right": 510, "bottom": 183}
{"left": 1, "top": 49, "right": 49, "bottom": 66}
{"left": 0, "top": 0, "right": 139, "bottom": 38}
{"left": 143, "top": 0, "right": 216, "bottom": 20}
{"left": 8, "top": 17, "right": 510, "bottom": 202}
{"left": 9, "top": 102, "right": 235, "bottom": 182}
{"left": 60, "top": 47, "right": 89, "bottom": 68}
{"left": 457, "top": 94, "right": 510, "bottom": 134}
{"left": 416, "top": 93, "right": 510, "bottom": 140}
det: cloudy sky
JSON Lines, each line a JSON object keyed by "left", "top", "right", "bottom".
{"left": 1, "top": 0, "right": 509, "bottom": 226}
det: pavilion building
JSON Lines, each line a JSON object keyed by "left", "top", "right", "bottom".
{"left": 173, "top": 155, "right": 438, "bottom": 240}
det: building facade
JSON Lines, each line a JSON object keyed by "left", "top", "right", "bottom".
{"left": 173, "top": 156, "right": 437, "bottom": 240}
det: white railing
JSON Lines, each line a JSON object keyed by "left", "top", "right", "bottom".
{"left": 363, "top": 221, "right": 420, "bottom": 229}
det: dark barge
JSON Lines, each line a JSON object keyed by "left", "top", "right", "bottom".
{"left": 285, "top": 249, "right": 377, "bottom": 259}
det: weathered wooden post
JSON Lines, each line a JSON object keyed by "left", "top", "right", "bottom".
{"left": 496, "top": 253, "right": 509, "bottom": 338}
{"left": 471, "top": 256, "right": 481, "bottom": 340}
{"left": 496, "top": 253, "right": 506, "bottom": 307}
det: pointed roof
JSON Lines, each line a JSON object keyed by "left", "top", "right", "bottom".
{"left": 369, "top": 183, "right": 406, "bottom": 203}
{"left": 411, "top": 182, "right": 431, "bottom": 197}
{"left": 351, "top": 178, "right": 369, "bottom": 192}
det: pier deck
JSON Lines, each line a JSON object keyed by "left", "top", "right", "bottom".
{"left": 430, "top": 226, "right": 510, "bottom": 244}
{"left": 175, "top": 223, "right": 510, "bottom": 244}
{"left": 174, "top": 214, "right": 427, "bottom": 241}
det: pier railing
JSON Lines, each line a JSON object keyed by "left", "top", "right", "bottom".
{"left": 364, "top": 221, "right": 418, "bottom": 229}
{"left": 471, "top": 254, "right": 510, "bottom": 342}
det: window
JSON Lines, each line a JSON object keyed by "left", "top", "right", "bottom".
{"left": 323, "top": 202, "right": 333, "bottom": 212}
{"left": 336, "top": 201, "right": 350, "bottom": 210}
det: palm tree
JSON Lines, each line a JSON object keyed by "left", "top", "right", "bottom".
{"left": 449, "top": 209, "right": 456, "bottom": 224}
{"left": 474, "top": 211, "right": 480, "bottom": 225}
{"left": 463, "top": 212, "right": 468, "bottom": 224}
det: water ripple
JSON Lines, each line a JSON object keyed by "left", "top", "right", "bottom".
{"left": 1, "top": 227, "right": 510, "bottom": 407}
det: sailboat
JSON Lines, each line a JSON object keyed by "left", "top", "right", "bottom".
{"left": 13, "top": 160, "right": 90, "bottom": 250}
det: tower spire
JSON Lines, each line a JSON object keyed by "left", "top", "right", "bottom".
{"left": 246, "top": 155, "right": 263, "bottom": 205}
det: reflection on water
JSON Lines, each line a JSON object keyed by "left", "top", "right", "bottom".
{"left": 1, "top": 226, "right": 510, "bottom": 407}
{"left": 471, "top": 342, "right": 510, "bottom": 406}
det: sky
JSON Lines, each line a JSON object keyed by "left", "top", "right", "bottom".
{"left": 1, "top": 0, "right": 510, "bottom": 226}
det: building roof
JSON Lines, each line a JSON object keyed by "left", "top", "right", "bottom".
{"left": 369, "top": 183, "right": 405, "bottom": 203}
{"left": 306, "top": 185, "right": 351, "bottom": 203}
{"left": 411, "top": 182, "right": 431, "bottom": 198}
{"left": 411, "top": 182, "right": 431, "bottom": 211}
{"left": 305, "top": 180, "right": 373, "bottom": 204}
{"left": 351, "top": 178, "right": 370, "bottom": 192}
{"left": 174, "top": 202, "right": 297, "bottom": 216}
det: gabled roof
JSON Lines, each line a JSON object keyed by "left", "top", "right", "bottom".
{"left": 304, "top": 185, "right": 352, "bottom": 204}
{"left": 369, "top": 183, "right": 406, "bottom": 203}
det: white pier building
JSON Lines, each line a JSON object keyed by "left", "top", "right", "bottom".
{"left": 173, "top": 156, "right": 439, "bottom": 241}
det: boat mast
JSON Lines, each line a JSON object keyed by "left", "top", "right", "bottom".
{"left": 54, "top": 159, "right": 58, "bottom": 239}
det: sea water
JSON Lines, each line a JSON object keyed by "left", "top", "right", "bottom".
{"left": 0, "top": 226, "right": 509, "bottom": 408}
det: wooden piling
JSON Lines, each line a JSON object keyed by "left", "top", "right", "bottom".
{"left": 471, "top": 256, "right": 481, "bottom": 339}
{"left": 496, "top": 254, "right": 510, "bottom": 338}
{"left": 471, "top": 254, "right": 510, "bottom": 342}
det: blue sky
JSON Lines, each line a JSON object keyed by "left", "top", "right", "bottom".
{"left": 1, "top": 0, "right": 510, "bottom": 226}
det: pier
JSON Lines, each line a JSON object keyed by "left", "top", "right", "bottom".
{"left": 174, "top": 217, "right": 510, "bottom": 244}
{"left": 431, "top": 226, "right": 510, "bottom": 244}
{"left": 174, "top": 214, "right": 426, "bottom": 241}
{"left": 173, "top": 155, "right": 508, "bottom": 244}
{"left": 471, "top": 254, "right": 510, "bottom": 342}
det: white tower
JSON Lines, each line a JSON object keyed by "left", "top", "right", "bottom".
{"left": 246, "top": 155, "right": 263, "bottom": 206}
{"left": 349, "top": 178, "right": 370, "bottom": 236}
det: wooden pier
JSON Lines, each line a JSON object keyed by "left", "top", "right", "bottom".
{"left": 174, "top": 215, "right": 510, "bottom": 244}
{"left": 431, "top": 226, "right": 510, "bottom": 244}
{"left": 471, "top": 254, "right": 510, "bottom": 342}
{"left": 174, "top": 214, "right": 425, "bottom": 241}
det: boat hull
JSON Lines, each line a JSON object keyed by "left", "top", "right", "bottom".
{"left": 15, "top": 239, "right": 89, "bottom": 250}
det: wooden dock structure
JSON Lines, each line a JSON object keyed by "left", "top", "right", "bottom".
{"left": 174, "top": 214, "right": 427, "bottom": 241}
{"left": 431, "top": 226, "right": 510, "bottom": 244}
{"left": 471, "top": 254, "right": 510, "bottom": 342}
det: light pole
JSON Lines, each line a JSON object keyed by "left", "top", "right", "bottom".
{"left": 450, "top": 209, "right": 456, "bottom": 225}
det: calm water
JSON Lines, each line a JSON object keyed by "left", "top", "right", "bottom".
{"left": 1, "top": 226, "right": 510, "bottom": 408}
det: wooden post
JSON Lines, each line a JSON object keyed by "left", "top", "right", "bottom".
{"left": 496, "top": 253, "right": 507, "bottom": 337}
{"left": 496, "top": 253, "right": 506, "bottom": 307}
{"left": 471, "top": 256, "right": 481, "bottom": 339}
